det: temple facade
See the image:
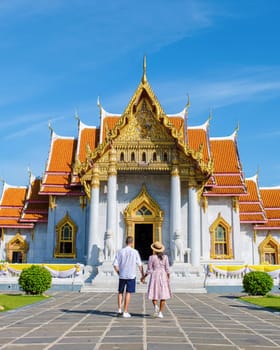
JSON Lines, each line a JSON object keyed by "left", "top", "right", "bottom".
{"left": 1, "top": 62, "right": 280, "bottom": 284}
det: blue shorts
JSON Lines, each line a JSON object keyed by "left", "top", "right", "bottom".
{"left": 118, "top": 278, "right": 136, "bottom": 293}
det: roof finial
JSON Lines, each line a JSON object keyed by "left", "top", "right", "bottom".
{"left": 185, "top": 94, "right": 190, "bottom": 111}
{"left": 48, "top": 120, "right": 53, "bottom": 131}
{"left": 75, "top": 109, "right": 80, "bottom": 121}
{"left": 233, "top": 121, "right": 239, "bottom": 140}
{"left": 208, "top": 108, "right": 213, "bottom": 122}
{"left": 256, "top": 165, "right": 260, "bottom": 178}
{"left": 142, "top": 55, "right": 147, "bottom": 83}
{"left": 97, "top": 96, "right": 102, "bottom": 117}
{"left": 235, "top": 121, "right": 240, "bottom": 133}
{"left": 48, "top": 120, "right": 54, "bottom": 138}
{"left": 27, "top": 166, "right": 31, "bottom": 178}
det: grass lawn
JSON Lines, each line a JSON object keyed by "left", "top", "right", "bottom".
{"left": 240, "top": 294, "right": 280, "bottom": 312}
{"left": 0, "top": 294, "right": 48, "bottom": 312}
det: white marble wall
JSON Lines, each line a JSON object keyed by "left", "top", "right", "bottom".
{"left": 4, "top": 177, "right": 279, "bottom": 268}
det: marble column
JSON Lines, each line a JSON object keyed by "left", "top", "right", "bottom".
{"left": 105, "top": 148, "right": 117, "bottom": 261}
{"left": 170, "top": 164, "right": 184, "bottom": 262}
{"left": 87, "top": 165, "right": 100, "bottom": 265}
{"left": 188, "top": 184, "right": 200, "bottom": 267}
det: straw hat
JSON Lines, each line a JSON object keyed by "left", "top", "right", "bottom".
{"left": 151, "top": 241, "right": 165, "bottom": 253}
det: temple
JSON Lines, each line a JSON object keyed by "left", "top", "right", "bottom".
{"left": 1, "top": 60, "right": 280, "bottom": 291}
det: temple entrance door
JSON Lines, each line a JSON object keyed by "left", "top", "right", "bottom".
{"left": 12, "top": 251, "right": 23, "bottom": 263}
{"left": 135, "top": 223, "right": 153, "bottom": 261}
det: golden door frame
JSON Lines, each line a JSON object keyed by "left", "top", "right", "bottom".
{"left": 6, "top": 233, "right": 29, "bottom": 263}
{"left": 123, "top": 184, "right": 164, "bottom": 246}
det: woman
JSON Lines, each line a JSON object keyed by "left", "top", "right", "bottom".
{"left": 141, "top": 241, "right": 171, "bottom": 318}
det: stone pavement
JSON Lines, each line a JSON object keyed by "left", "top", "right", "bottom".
{"left": 0, "top": 292, "right": 280, "bottom": 350}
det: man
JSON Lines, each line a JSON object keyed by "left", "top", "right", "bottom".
{"left": 113, "top": 236, "right": 144, "bottom": 318}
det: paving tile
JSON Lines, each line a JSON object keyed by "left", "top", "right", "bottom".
{"left": 48, "top": 344, "right": 95, "bottom": 350}
{"left": 102, "top": 336, "right": 143, "bottom": 343}
{"left": 99, "top": 344, "right": 143, "bottom": 350}
{"left": 1, "top": 292, "right": 280, "bottom": 350}
{"left": 58, "top": 336, "right": 99, "bottom": 343}
{"left": 147, "top": 344, "right": 193, "bottom": 350}
{"left": 13, "top": 336, "right": 58, "bottom": 344}
{"left": 4, "top": 345, "right": 53, "bottom": 350}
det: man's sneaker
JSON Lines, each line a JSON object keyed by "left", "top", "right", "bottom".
{"left": 153, "top": 305, "right": 159, "bottom": 317}
{"left": 158, "top": 312, "right": 163, "bottom": 318}
{"left": 123, "top": 312, "right": 131, "bottom": 318}
{"left": 117, "top": 309, "right": 122, "bottom": 317}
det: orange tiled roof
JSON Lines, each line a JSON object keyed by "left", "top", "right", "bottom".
{"left": 204, "top": 137, "right": 246, "bottom": 196}
{"left": 187, "top": 128, "right": 210, "bottom": 164}
{"left": 40, "top": 135, "right": 82, "bottom": 195}
{"left": 255, "top": 188, "right": 280, "bottom": 229}
{"left": 40, "top": 186, "right": 75, "bottom": 194}
{"left": 20, "top": 178, "right": 48, "bottom": 223}
{"left": 240, "top": 213, "right": 268, "bottom": 222}
{"left": 204, "top": 186, "right": 246, "bottom": 196}
{"left": 239, "top": 178, "right": 266, "bottom": 224}
{"left": 102, "top": 116, "right": 120, "bottom": 142}
{"left": 212, "top": 175, "right": 245, "bottom": 187}
{"left": 239, "top": 203, "right": 263, "bottom": 212}
{"left": 210, "top": 138, "right": 241, "bottom": 173}
{"left": 77, "top": 126, "right": 99, "bottom": 163}
{"left": 47, "top": 137, "right": 76, "bottom": 172}
{"left": 1, "top": 187, "right": 26, "bottom": 207}
{"left": 0, "top": 185, "right": 33, "bottom": 228}
{"left": 169, "top": 117, "right": 184, "bottom": 132}
{"left": 260, "top": 188, "right": 280, "bottom": 208}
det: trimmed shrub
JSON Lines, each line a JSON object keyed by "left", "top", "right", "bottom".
{"left": 19, "top": 265, "right": 52, "bottom": 295}
{"left": 243, "top": 271, "right": 273, "bottom": 296}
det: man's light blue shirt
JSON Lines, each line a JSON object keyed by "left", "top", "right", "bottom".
{"left": 113, "top": 246, "right": 142, "bottom": 279}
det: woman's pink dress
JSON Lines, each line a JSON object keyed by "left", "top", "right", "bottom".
{"left": 146, "top": 254, "right": 172, "bottom": 300}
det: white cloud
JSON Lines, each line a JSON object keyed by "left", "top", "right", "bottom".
{"left": 147, "top": 65, "right": 280, "bottom": 114}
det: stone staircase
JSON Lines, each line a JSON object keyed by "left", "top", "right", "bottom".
{"left": 80, "top": 262, "right": 207, "bottom": 293}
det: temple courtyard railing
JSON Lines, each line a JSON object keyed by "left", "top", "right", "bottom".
{"left": 0, "top": 263, "right": 85, "bottom": 291}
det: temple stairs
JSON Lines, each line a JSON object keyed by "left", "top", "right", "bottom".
{"left": 80, "top": 262, "right": 207, "bottom": 293}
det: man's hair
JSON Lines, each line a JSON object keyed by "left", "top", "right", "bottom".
{"left": 126, "top": 236, "right": 133, "bottom": 245}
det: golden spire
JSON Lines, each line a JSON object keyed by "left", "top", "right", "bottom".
{"left": 142, "top": 55, "right": 147, "bottom": 84}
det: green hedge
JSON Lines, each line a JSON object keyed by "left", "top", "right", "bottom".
{"left": 19, "top": 265, "right": 52, "bottom": 295}
{"left": 243, "top": 271, "right": 273, "bottom": 296}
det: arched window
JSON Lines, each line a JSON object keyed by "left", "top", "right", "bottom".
{"left": 142, "top": 152, "right": 146, "bottom": 162}
{"left": 120, "top": 152, "right": 124, "bottom": 162}
{"left": 131, "top": 152, "right": 135, "bottom": 162}
{"left": 55, "top": 213, "right": 77, "bottom": 258}
{"left": 209, "top": 213, "right": 233, "bottom": 259}
{"left": 163, "top": 152, "right": 168, "bottom": 162}
{"left": 153, "top": 152, "right": 157, "bottom": 161}
{"left": 215, "top": 225, "right": 227, "bottom": 256}
{"left": 259, "top": 234, "right": 280, "bottom": 264}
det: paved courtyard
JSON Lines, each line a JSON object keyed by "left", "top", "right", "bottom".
{"left": 0, "top": 292, "right": 280, "bottom": 350}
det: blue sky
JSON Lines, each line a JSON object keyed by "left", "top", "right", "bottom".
{"left": 1, "top": 0, "right": 280, "bottom": 187}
